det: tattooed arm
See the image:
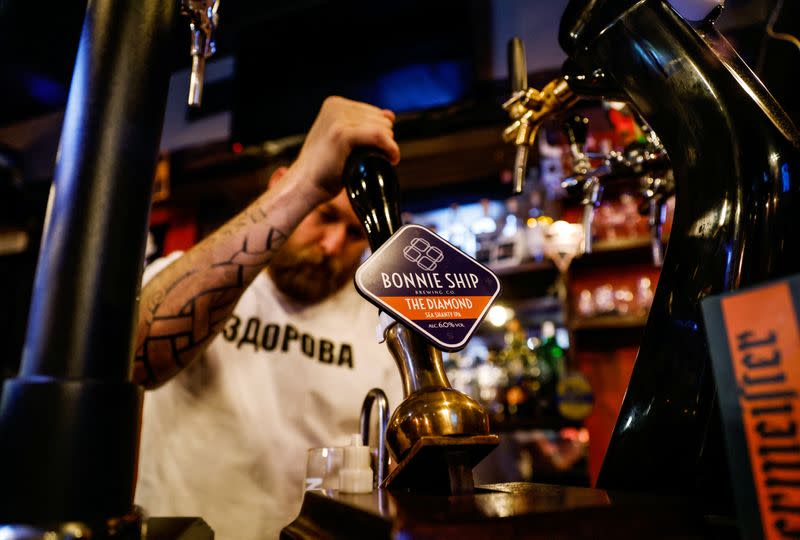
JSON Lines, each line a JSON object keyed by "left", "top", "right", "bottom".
{"left": 133, "top": 97, "right": 399, "bottom": 388}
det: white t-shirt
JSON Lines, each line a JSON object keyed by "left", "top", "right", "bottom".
{"left": 135, "top": 253, "right": 402, "bottom": 540}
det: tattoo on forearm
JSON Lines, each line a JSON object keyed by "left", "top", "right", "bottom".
{"left": 134, "top": 223, "right": 287, "bottom": 387}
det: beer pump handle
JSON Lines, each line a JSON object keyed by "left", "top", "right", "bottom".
{"left": 508, "top": 37, "right": 528, "bottom": 94}
{"left": 343, "top": 147, "right": 403, "bottom": 251}
{"left": 508, "top": 37, "right": 530, "bottom": 194}
{"left": 343, "top": 151, "right": 499, "bottom": 493}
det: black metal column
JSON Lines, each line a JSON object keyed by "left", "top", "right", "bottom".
{"left": 0, "top": 0, "right": 178, "bottom": 524}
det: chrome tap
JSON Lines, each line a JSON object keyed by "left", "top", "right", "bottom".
{"left": 620, "top": 124, "right": 674, "bottom": 265}
{"left": 640, "top": 170, "right": 675, "bottom": 267}
{"left": 562, "top": 113, "right": 673, "bottom": 256}
{"left": 181, "top": 0, "right": 219, "bottom": 107}
{"left": 562, "top": 114, "right": 604, "bottom": 253}
{"left": 579, "top": 176, "right": 602, "bottom": 253}
{"left": 563, "top": 114, "right": 592, "bottom": 177}
{"left": 359, "top": 388, "right": 389, "bottom": 488}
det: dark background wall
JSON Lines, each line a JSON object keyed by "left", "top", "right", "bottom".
{"left": 0, "top": 0, "right": 795, "bottom": 380}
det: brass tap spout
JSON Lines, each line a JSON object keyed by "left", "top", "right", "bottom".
{"left": 502, "top": 38, "right": 578, "bottom": 194}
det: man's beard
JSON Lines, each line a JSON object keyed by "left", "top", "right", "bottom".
{"left": 268, "top": 245, "right": 357, "bottom": 303}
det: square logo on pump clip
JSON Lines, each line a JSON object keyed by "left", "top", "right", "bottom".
{"left": 355, "top": 224, "right": 501, "bottom": 351}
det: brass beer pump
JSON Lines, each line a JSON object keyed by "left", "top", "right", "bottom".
{"left": 342, "top": 148, "right": 499, "bottom": 494}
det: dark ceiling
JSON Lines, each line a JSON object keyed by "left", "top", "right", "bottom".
{"left": 0, "top": 0, "right": 783, "bottom": 130}
{"left": 0, "top": 0, "right": 339, "bottom": 126}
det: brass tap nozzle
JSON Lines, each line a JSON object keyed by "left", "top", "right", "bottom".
{"left": 502, "top": 78, "right": 578, "bottom": 193}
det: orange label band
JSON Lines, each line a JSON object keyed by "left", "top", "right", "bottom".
{"left": 721, "top": 282, "right": 800, "bottom": 540}
{"left": 379, "top": 295, "right": 493, "bottom": 320}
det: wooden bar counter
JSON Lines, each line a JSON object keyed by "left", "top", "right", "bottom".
{"left": 283, "top": 482, "right": 738, "bottom": 539}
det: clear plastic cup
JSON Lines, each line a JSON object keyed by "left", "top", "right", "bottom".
{"left": 304, "top": 447, "right": 343, "bottom": 491}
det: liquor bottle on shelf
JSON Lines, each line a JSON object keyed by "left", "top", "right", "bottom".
{"left": 534, "top": 321, "right": 565, "bottom": 415}
{"left": 494, "top": 319, "right": 549, "bottom": 421}
{"left": 441, "top": 203, "right": 476, "bottom": 257}
{"left": 494, "top": 198, "right": 528, "bottom": 269}
{"left": 524, "top": 191, "right": 549, "bottom": 262}
{"left": 472, "top": 198, "right": 498, "bottom": 266}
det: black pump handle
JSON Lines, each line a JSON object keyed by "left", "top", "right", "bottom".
{"left": 343, "top": 146, "right": 403, "bottom": 251}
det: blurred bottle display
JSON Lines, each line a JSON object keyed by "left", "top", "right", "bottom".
{"left": 441, "top": 203, "right": 476, "bottom": 257}
{"left": 493, "top": 319, "right": 543, "bottom": 419}
{"left": 573, "top": 273, "right": 656, "bottom": 320}
{"left": 487, "top": 318, "right": 572, "bottom": 423}
{"left": 536, "top": 321, "right": 565, "bottom": 414}
{"left": 494, "top": 198, "right": 528, "bottom": 268}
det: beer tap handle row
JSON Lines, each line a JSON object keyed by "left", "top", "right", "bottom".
{"left": 501, "top": 37, "right": 674, "bottom": 264}
{"left": 560, "top": 114, "right": 675, "bottom": 262}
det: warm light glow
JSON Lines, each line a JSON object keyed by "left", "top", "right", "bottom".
{"left": 537, "top": 216, "right": 554, "bottom": 226}
{"left": 487, "top": 305, "right": 513, "bottom": 327}
{"left": 526, "top": 217, "right": 537, "bottom": 228}
{"left": 550, "top": 220, "right": 571, "bottom": 233}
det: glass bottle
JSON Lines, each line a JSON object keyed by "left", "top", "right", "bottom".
{"left": 535, "top": 321, "right": 565, "bottom": 415}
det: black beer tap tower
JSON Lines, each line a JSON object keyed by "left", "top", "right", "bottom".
{"left": 0, "top": 0, "right": 217, "bottom": 538}
{"left": 560, "top": 0, "right": 800, "bottom": 510}
{"left": 501, "top": 0, "right": 800, "bottom": 523}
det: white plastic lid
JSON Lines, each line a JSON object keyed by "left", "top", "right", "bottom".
{"left": 343, "top": 434, "right": 370, "bottom": 469}
{"left": 668, "top": 0, "right": 724, "bottom": 22}
{"left": 339, "top": 434, "right": 373, "bottom": 494}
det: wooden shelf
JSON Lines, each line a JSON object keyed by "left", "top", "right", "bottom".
{"left": 490, "top": 415, "right": 583, "bottom": 433}
{"left": 570, "top": 314, "right": 648, "bottom": 330}
{"left": 567, "top": 314, "right": 649, "bottom": 348}
{"left": 591, "top": 236, "right": 651, "bottom": 252}
{"left": 572, "top": 236, "right": 664, "bottom": 270}
{"left": 494, "top": 264, "right": 559, "bottom": 302}
{"left": 491, "top": 259, "right": 554, "bottom": 277}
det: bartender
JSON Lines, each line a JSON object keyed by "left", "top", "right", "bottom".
{"left": 134, "top": 96, "right": 404, "bottom": 540}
